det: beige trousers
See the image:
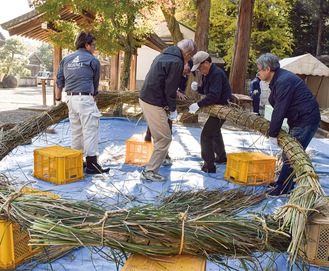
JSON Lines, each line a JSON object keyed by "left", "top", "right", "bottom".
{"left": 139, "top": 99, "right": 172, "bottom": 173}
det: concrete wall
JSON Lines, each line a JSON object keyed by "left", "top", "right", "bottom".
{"left": 17, "top": 76, "right": 37, "bottom": 87}
{"left": 136, "top": 46, "right": 160, "bottom": 90}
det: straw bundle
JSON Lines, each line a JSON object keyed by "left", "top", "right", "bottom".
{"left": 0, "top": 91, "right": 136, "bottom": 161}
{"left": 0, "top": 93, "right": 324, "bottom": 266}
{"left": 0, "top": 103, "right": 68, "bottom": 161}
{"left": 0, "top": 179, "right": 290, "bottom": 266}
{"left": 197, "top": 103, "right": 325, "bottom": 264}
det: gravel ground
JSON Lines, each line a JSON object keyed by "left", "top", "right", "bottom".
{"left": 0, "top": 109, "right": 42, "bottom": 126}
{"left": 0, "top": 86, "right": 53, "bottom": 127}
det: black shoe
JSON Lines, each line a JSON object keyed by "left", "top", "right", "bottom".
{"left": 267, "top": 186, "right": 285, "bottom": 196}
{"left": 268, "top": 182, "right": 276, "bottom": 188}
{"left": 86, "top": 156, "right": 110, "bottom": 174}
{"left": 144, "top": 131, "right": 152, "bottom": 142}
{"left": 215, "top": 157, "right": 227, "bottom": 164}
{"left": 86, "top": 166, "right": 110, "bottom": 174}
{"left": 201, "top": 165, "right": 216, "bottom": 173}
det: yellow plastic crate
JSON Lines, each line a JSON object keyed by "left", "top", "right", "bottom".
{"left": 33, "top": 146, "right": 84, "bottom": 184}
{"left": 125, "top": 136, "right": 153, "bottom": 164}
{"left": 122, "top": 254, "right": 206, "bottom": 271}
{"left": 224, "top": 152, "right": 276, "bottom": 185}
{"left": 305, "top": 223, "right": 329, "bottom": 267}
{"left": 0, "top": 220, "right": 33, "bottom": 270}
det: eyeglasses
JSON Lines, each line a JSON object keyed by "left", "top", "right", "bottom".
{"left": 197, "top": 61, "right": 206, "bottom": 70}
{"left": 90, "top": 43, "right": 96, "bottom": 47}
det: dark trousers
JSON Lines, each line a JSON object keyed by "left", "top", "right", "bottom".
{"left": 201, "top": 116, "right": 226, "bottom": 168}
{"left": 252, "top": 97, "right": 260, "bottom": 115}
{"left": 277, "top": 122, "right": 320, "bottom": 193}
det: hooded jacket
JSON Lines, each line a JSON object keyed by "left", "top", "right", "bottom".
{"left": 139, "top": 46, "right": 184, "bottom": 112}
{"left": 268, "top": 68, "right": 320, "bottom": 137}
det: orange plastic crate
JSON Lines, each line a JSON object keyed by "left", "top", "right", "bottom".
{"left": 224, "top": 152, "right": 276, "bottom": 185}
{"left": 122, "top": 254, "right": 206, "bottom": 271}
{"left": 125, "top": 136, "right": 153, "bottom": 164}
{"left": 33, "top": 146, "right": 84, "bottom": 184}
{"left": 0, "top": 220, "right": 33, "bottom": 270}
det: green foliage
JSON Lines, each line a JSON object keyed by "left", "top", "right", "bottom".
{"left": 0, "top": 38, "right": 30, "bottom": 76}
{"left": 180, "top": 0, "right": 293, "bottom": 75}
{"left": 36, "top": 43, "right": 54, "bottom": 72}
{"left": 32, "top": 0, "right": 154, "bottom": 56}
{"left": 183, "top": 0, "right": 294, "bottom": 74}
{"left": 31, "top": 0, "right": 155, "bottom": 89}
{"left": 288, "top": 0, "right": 329, "bottom": 56}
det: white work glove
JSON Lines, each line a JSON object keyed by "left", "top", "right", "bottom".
{"left": 190, "top": 81, "right": 198, "bottom": 91}
{"left": 188, "top": 103, "right": 199, "bottom": 114}
{"left": 269, "top": 137, "right": 278, "bottom": 147}
{"left": 168, "top": 110, "right": 178, "bottom": 121}
{"left": 55, "top": 100, "right": 62, "bottom": 106}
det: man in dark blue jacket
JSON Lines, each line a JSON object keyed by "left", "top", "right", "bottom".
{"left": 56, "top": 31, "right": 109, "bottom": 175}
{"left": 188, "top": 51, "right": 232, "bottom": 173}
{"left": 256, "top": 53, "right": 320, "bottom": 196}
{"left": 250, "top": 73, "right": 261, "bottom": 115}
{"left": 139, "top": 39, "right": 197, "bottom": 182}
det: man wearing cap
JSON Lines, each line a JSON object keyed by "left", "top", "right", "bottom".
{"left": 188, "top": 51, "right": 232, "bottom": 173}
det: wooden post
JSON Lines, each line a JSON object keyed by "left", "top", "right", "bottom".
{"left": 41, "top": 79, "right": 46, "bottom": 106}
{"left": 110, "top": 53, "right": 119, "bottom": 91}
{"left": 129, "top": 51, "right": 137, "bottom": 91}
{"left": 53, "top": 46, "right": 62, "bottom": 104}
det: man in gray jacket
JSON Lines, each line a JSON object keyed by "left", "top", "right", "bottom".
{"left": 55, "top": 31, "right": 109, "bottom": 175}
{"left": 139, "top": 39, "right": 197, "bottom": 181}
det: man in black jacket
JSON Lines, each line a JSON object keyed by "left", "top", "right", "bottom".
{"left": 139, "top": 39, "right": 197, "bottom": 182}
{"left": 256, "top": 53, "right": 320, "bottom": 195}
{"left": 188, "top": 51, "right": 232, "bottom": 173}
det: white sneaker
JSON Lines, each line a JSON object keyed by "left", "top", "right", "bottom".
{"left": 140, "top": 170, "right": 166, "bottom": 182}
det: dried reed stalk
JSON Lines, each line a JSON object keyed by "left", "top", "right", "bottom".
{"left": 0, "top": 91, "right": 138, "bottom": 161}
{"left": 196, "top": 103, "right": 325, "bottom": 264}
{"left": 0, "top": 103, "right": 68, "bottom": 161}
{"left": 0, "top": 93, "right": 324, "bottom": 265}
{"left": 0, "top": 180, "right": 290, "bottom": 266}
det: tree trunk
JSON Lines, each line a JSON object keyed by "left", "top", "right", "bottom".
{"left": 161, "top": 5, "right": 184, "bottom": 45}
{"left": 229, "top": 0, "right": 254, "bottom": 94}
{"left": 121, "top": 45, "right": 132, "bottom": 91}
{"left": 181, "top": 0, "right": 210, "bottom": 124}
{"left": 316, "top": 0, "right": 323, "bottom": 56}
{"left": 194, "top": 0, "right": 210, "bottom": 50}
